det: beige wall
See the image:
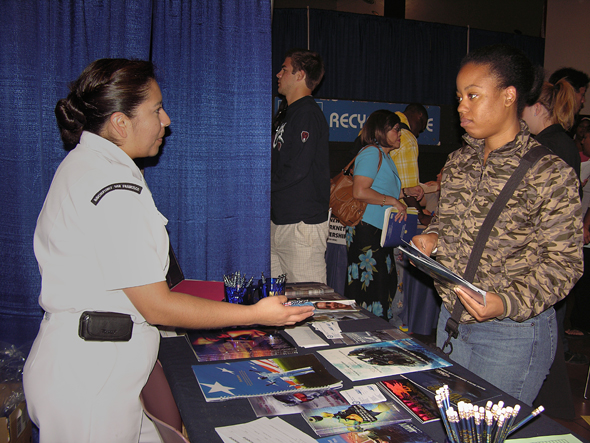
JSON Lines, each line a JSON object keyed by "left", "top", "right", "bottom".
{"left": 544, "top": 0, "right": 590, "bottom": 82}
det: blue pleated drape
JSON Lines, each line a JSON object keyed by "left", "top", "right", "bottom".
{"left": 0, "top": 0, "right": 153, "bottom": 347}
{"left": 0, "top": 0, "right": 272, "bottom": 348}
{"left": 148, "top": 0, "right": 272, "bottom": 281}
{"left": 272, "top": 9, "right": 544, "bottom": 106}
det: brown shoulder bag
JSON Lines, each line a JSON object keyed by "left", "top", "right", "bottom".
{"left": 330, "top": 145, "right": 382, "bottom": 227}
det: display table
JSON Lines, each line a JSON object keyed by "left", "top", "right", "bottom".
{"left": 158, "top": 312, "right": 581, "bottom": 442}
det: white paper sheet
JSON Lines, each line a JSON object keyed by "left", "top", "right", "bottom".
{"left": 284, "top": 326, "right": 329, "bottom": 348}
{"left": 216, "top": 417, "right": 317, "bottom": 443}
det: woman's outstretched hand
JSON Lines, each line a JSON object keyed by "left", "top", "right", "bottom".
{"left": 253, "top": 295, "right": 314, "bottom": 326}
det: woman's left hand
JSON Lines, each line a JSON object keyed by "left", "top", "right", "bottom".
{"left": 454, "top": 287, "right": 504, "bottom": 321}
{"left": 392, "top": 199, "right": 407, "bottom": 222}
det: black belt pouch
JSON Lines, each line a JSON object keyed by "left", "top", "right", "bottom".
{"left": 78, "top": 311, "right": 133, "bottom": 341}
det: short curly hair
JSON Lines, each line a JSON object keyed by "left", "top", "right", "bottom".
{"left": 285, "top": 48, "right": 325, "bottom": 91}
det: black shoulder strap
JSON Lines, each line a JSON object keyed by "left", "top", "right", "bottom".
{"left": 399, "top": 122, "right": 410, "bottom": 132}
{"left": 440, "top": 145, "right": 552, "bottom": 354}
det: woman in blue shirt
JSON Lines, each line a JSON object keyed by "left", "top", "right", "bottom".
{"left": 345, "top": 110, "right": 422, "bottom": 319}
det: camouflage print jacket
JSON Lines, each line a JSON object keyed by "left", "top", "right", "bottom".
{"left": 424, "top": 121, "right": 583, "bottom": 323}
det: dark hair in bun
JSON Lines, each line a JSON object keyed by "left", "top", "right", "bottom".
{"left": 55, "top": 59, "right": 155, "bottom": 146}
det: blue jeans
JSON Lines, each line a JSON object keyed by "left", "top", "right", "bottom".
{"left": 437, "top": 306, "right": 557, "bottom": 406}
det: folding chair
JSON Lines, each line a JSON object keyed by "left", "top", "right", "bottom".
{"left": 140, "top": 360, "right": 190, "bottom": 443}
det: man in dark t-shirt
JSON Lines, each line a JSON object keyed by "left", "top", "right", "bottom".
{"left": 271, "top": 49, "right": 330, "bottom": 283}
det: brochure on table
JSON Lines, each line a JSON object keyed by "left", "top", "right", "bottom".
{"left": 192, "top": 354, "right": 343, "bottom": 402}
{"left": 379, "top": 378, "right": 440, "bottom": 423}
{"left": 317, "top": 339, "right": 451, "bottom": 382}
{"left": 403, "top": 366, "right": 503, "bottom": 406}
{"left": 301, "top": 401, "right": 412, "bottom": 437}
{"left": 315, "top": 422, "right": 437, "bottom": 443}
{"left": 215, "top": 417, "right": 317, "bottom": 443}
{"left": 248, "top": 389, "right": 348, "bottom": 417}
{"left": 285, "top": 282, "right": 338, "bottom": 297}
{"left": 187, "top": 327, "right": 297, "bottom": 362}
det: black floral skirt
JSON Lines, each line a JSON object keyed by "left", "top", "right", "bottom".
{"left": 344, "top": 221, "right": 396, "bottom": 320}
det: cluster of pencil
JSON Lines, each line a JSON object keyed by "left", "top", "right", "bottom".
{"left": 223, "top": 271, "right": 254, "bottom": 290}
{"left": 435, "top": 385, "right": 544, "bottom": 443}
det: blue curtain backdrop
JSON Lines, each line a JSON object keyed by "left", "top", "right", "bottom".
{"left": 0, "top": 0, "right": 272, "bottom": 348}
{"left": 272, "top": 9, "right": 544, "bottom": 106}
{"left": 148, "top": 0, "right": 272, "bottom": 280}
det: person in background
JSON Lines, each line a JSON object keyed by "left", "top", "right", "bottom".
{"left": 389, "top": 103, "right": 428, "bottom": 329}
{"left": 545, "top": 67, "right": 590, "bottom": 364}
{"left": 390, "top": 103, "right": 429, "bottom": 192}
{"left": 402, "top": 169, "right": 442, "bottom": 227}
{"left": 271, "top": 48, "right": 330, "bottom": 284}
{"left": 421, "top": 169, "right": 443, "bottom": 216}
{"left": 549, "top": 67, "right": 589, "bottom": 117}
{"left": 568, "top": 131, "right": 590, "bottom": 337}
{"left": 575, "top": 117, "right": 590, "bottom": 161}
{"left": 522, "top": 79, "right": 580, "bottom": 178}
{"left": 413, "top": 44, "right": 583, "bottom": 405}
{"left": 23, "top": 58, "right": 314, "bottom": 443}
{"left": 344, "top": 110, "right": 422, "bottom": 320}
{"left": 522, "top": 79, "right": 586, "bottom": 366}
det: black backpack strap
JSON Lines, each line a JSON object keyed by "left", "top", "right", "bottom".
{"left": 440, "top": 146, "right": 552, "bottom": 354}
{"left": 399, "top": 122, "right": 410, "bottom": 132}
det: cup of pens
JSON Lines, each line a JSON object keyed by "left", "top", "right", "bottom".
{"left": 259, "top": 274, "right": 286, "bottom": 298}
{"left": 223, "top": 271, "right": 254, "bottom": 304}
{"left": 435, "top": 385, "right": 544, "bottom": 443}
{"left": 269, "top": 275, "right": 286, "bottom": 296}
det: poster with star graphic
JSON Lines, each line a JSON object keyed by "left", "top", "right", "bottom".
{"left": 192, "top": 353, "right": 343, "bottom": 402}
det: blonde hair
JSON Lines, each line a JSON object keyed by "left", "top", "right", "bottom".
{"left": 536, "top": 79, "right": 577, "bottom": 130}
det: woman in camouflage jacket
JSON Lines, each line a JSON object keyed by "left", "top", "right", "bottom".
{"left": 412, "top": 44, "right": 583, "bottom": 405}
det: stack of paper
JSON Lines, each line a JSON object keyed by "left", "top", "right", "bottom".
{"left": 399, "top": 241, "right": 486, "bottom": 305}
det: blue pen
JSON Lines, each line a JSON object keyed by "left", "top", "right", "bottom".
{"left": 492, "top": 415, "right": 505, "bottom": 443}
{"left": 496, "top": 406, "right": 514, "bottom": 443}
{"left": 456, "top": 403, "right": 466, "bottom": 443}
{"left": 447, "top": 409, "right": 461, "bottom": 443}
{"left": 436, "top": 395, "right": 456, "bottom": 443}
{"left": 474, "top": 410, "right": 482, "bottom": 443}
{"left": 507, "top": 406, "right": 544, "bottom": 436}
{"left": 505, "top": 405, "right": 520, "bottom": 434}
{"left": 465, "top": 403, "right": 477, "bottom": 443}
{"left": 485, "top": 410, "right": 493, "bottom": 443}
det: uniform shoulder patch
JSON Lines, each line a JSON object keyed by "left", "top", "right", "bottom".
{"left": 91, "top": 182, "right": 143, "bottom": 206}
